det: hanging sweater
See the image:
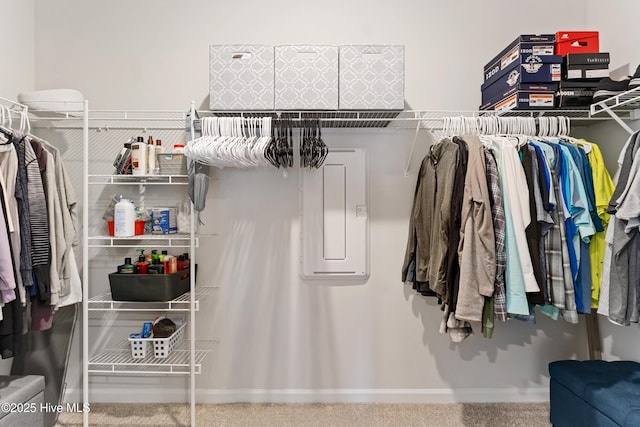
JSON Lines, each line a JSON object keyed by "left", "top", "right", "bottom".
{"left": 0, "top": 139, "right": 24, "bottom": 305}
{"left": 455, "top": 135, "right": 496, "bottom": 322}
{"left": 402, "top": 138, "right": 459, "bottom": 299}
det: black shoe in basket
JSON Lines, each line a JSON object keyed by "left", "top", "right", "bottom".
{"left": 592, "top": 77, "right": 631, "bottom": 103}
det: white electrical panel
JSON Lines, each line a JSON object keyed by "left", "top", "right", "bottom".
{"left": 300, "top": 149, "right": 369, "bottom": 280}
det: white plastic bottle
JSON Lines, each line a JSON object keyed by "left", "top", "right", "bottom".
{"left": 147, "top": 136, "right": 158, "bottom": 175}
{"left": 131, "top": 136, "right": 147, "bottom": 175}
{"left": 114, "top": 198, "right": 136, "bottom": 237}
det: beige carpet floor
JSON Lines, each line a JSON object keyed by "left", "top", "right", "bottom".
{"left": 54, "top": 402, "right": 551, "bottom": 426}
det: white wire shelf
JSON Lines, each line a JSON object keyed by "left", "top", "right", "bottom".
{"left": 87, "top": 233, "right": 198, "bottom": 248}
{"left": 88, "top": 286, "right": 216, "bottom": 312}
{"left": 27, "top": 107, "right": 631, "bottom": 130}
{"left": 88, "top": 340, "right": 215, "bottom": 375}
{"left": 198, "top": 108, "right": 614, "bottom": 129}
{"left": 88, "top": 174, "right": 189, "bottom": 185}
{"left": 590, "top": 86, "right": 640, "bottom": 116}
{"left": 588, "top": 86, "right": 640, "bottom": 134}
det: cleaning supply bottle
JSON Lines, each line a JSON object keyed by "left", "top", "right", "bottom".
{"left": 147, "top": 135, "right": 158, "bottom": 175}
{"left": 135, "top": 256, "right": 148, "bottom": 274}
{"left": 160, "top": 250, "right": 169, "bottom": 272}
{"left": 131, "top": 136, "right": 147, "bottom": 175}
{"left": 148, "top": 258, "right": 164, "bottom": 274}
{"left": 117, "top": 257, "right": 135, "bottom": 274}
{"left": 114, "top": 198, "right": 136, "bottom": 237}
{"left": 155, "top": 139, "right": 163, "bottom": 154}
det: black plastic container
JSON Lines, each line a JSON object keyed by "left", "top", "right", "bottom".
{"left": 108, "top": 268, "right": 191, "bottom": 302}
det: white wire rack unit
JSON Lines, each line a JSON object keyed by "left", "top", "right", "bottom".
{"left": 590, "top": 85, "right": 640, "bottom": 135}
{"left": 60, "top": 106, "right": 202, "bottom": 426}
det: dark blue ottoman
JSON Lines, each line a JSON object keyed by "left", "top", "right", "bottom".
{"left": 549, "top": 360, "right": 640, "bottom": 427}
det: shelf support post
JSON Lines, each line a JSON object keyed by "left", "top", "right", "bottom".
{"left": 82, "top": 100, "right": 90, "bottom": 427}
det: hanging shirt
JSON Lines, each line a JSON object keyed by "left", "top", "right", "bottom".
{"left": 11, "top": 132, "right": 33, "bottom": 289}
{"left": 585, "top": 141, "right": 614, "bottom": 308}
{"left": 24, "top": 139, "right": 51, "bottom": 303}
{"left": 483, "top": 148, "right": 507, "bottom": 322}
{"left": 484, "top": 136, "right": 536, "bottom": 316}
{"left": 597, "top": 219, "right": 615, "bottom": 317}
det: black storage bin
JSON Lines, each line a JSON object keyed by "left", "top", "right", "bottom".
{"left": 108, "top": 269, "right": 191, "bottom": 302}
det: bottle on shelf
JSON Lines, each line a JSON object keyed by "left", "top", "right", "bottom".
{"left": 117, "top": 257, "right": 135, "bottom": 274}
{"left": 131, "top": 136, "right": 147, "bottom": 175}
{"left": 173, "top": 143, "right": 185, "bottom": 154}
{"left": 155, "top": 139, "right": 163, "bottom": 154}
{"left": 166, "top": 255, "right": 177, "bottom": 274}
{"left": 114, "top": 198, "right": 136, "bottom": 237}
{"left": 182, "top": 252, "right": 190, "bottom": 269}
{"left": 147, "top": 135, "right": 158, "bottom": 175}
{"left": 148, "top": 258, "right": 164, "bottom": 274}
{"left": 135, "top": 256, "right": 148, "bottom": 274}
{"left": 177, "top": 255, "right": 187, "bottom": 271}
{"left": 160, "top": 250, "right": 169, "bottom": 272}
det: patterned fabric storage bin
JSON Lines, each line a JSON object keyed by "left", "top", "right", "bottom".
{"left": 275, "top": 45, "right": 339, "bottom": 110}
{"left": 209, "top": 45, "right": 275, "bottom": 110}
{"left": 339, "top": 45, "right": 405, "bottom": 110}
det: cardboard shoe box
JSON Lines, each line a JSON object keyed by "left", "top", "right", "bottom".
{"left": 563, "top": 52, "right": 610, "bottom": 80}
{"left": 483, "top": 34, "right": 556, "bottom": 84}
{"left": 481, "top": 59, "right": 560, "bottom": 106}
{"left": 480, "top": 89, "right": 556, "bottom": 111}
{"left": 555, "top": 31, "right": 599, "bottom": 56}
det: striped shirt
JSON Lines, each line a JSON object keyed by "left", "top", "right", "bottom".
{"left": 484, "top": 148, "right": 507, "bottom": 322}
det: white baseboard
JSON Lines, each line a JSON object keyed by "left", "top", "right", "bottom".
{"left": 64, "top": 387, "right": 550, "bottom": 404}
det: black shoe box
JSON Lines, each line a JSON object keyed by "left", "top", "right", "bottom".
{"left": 556, "top": 80, "right": 599, "bottom": 107}
{"left": 563, "top": 53, "right": 610, "bottom": 80}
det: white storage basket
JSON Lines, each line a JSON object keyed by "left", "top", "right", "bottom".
{"left": 128, "top": 336, "right": 151, "bottom": 359}
{"left": 152, "top": 322, "right": 186, "bottom": 358}
{"left": 128, "top": 320, "right": 186, "bottom": 359}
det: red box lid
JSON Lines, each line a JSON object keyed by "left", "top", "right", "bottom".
{"left": 555, "top": 31, "right": 599, "bottom": 55}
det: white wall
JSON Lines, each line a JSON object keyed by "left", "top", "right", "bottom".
{"left": 35, "top": 0, "right": 640, "bottom": 404}
{"left": 0, "top": 0, "right": 34, "bottom": 99}
{"left": 586, "top": 0, "right": 640, "bottom": 361}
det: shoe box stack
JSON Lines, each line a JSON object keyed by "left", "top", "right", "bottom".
{"left": 555, "top": 31, "right": 609, "bottom": 107}
{"left": 480, "top": 34, "right": 561, "bottom": 111}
